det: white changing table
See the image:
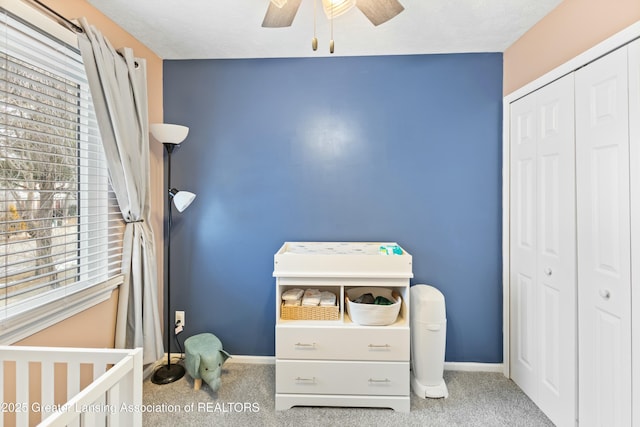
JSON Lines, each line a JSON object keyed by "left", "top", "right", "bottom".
{"left": 273, "top": 242, "right": 413, "bottom": 412}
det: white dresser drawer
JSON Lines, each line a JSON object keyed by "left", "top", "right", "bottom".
{"left": 275, "top": 360, "right": 409, "bottom": 396}
{"left": 276, "top": 326, "right": 409, "bottom": 361}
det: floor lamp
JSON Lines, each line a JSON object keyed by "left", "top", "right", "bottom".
{"left": 150, "top": 123, "right": 196, "bottom": 385}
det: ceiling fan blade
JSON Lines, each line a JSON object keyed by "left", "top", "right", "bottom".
{"left": 356, "top": 0, "right": 404, "bottom": 26}
{"left": 262, "top": 0, "right": 303, "bottom": 28}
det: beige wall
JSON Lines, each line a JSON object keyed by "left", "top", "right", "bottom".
{"left": 15, "top": 0, "right": 165, "bottom": 349}
{"left": 504, "top": 0, "right": 640, "bottom": 95}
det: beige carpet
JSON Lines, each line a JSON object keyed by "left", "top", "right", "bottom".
{"left": 142, "top": 362, "right": 553, "bottom": 426}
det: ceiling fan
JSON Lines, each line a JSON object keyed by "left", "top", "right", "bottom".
{"left": 261, "top": 0, "right": 405, "bottom": 28}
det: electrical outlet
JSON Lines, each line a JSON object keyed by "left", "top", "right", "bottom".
{"left": 175, "top": 310, "right": 185, "bottom": 328}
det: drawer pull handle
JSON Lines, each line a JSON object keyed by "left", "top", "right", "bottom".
{"left": 295, "top": 377, "right": 316, "bottom": 383}
{"left": 599, "top": 289, "right": 611, "bottom": 300}
{"left": 368, "top": 378, "right": 391, "bottom": 383}
{"left": 368, "top": 344, "right": 391, "bottom": 349}
{"left": 294, "top": 342, "right": 316, "bottom": 348}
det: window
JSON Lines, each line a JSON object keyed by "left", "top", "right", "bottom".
{"left": 0, "top": 5, "right": 124, "bottom": 343}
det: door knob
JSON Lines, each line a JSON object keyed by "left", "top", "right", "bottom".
{"left": 599, "top": 289, "right": 611, "bottom": 300}
{"left": 544, "top": 267, "right": 553, "bottom": 276}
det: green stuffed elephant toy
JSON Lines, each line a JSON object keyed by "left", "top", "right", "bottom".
{"left": 184, "top": 333, "right": 230, "bottom": 391}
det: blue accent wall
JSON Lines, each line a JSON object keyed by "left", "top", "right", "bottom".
{"left": 162, "top": 53, "right": 503, "bottom": 362}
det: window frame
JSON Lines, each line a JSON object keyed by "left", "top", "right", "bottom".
{"left": 0, "top": 0, "right": 123, "bottom": 344}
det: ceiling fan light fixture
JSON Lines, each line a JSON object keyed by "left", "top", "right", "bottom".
{"left": 270, "top": 0, "right": 288, "bottom": 8}
{"left": 322, "top": 0, "right": 356, "bottom": 19}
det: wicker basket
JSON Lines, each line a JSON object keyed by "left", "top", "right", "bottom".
{"left": 280, "top": 303, "right": 339, "bottom": 321}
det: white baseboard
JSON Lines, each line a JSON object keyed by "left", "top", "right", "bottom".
{"left": 144, "top": 353, "right": 273, "bottom": 378}
{"left": 226, "top": 355, "right": 276, "bottom": 364}
{"left": 444, "top": 362, "right": 504, "bottom": 373}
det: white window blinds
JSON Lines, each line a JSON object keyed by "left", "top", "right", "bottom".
{"left": 0, "top": 9, "right": 124, "bottom": 328}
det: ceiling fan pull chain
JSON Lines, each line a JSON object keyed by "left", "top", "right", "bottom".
{"left": 312, "top": 0, "right": 318, "bottom": 51}
{"left": 330, "top": 1, "right": 335, "bottom": 54}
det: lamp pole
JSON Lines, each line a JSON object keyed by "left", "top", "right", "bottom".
{"left": 151, "top": 142, "right": 185, "bottom": 384}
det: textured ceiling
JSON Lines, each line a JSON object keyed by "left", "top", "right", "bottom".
{"left": 85, "top": 0, "right": 563, "bottom": 59}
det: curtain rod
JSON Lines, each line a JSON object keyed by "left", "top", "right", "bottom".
{"left": 28, "top": 0, "right": 83, "bottom": 33}
{"left": 27, "top": 0, "right": 140, "bottom": 68}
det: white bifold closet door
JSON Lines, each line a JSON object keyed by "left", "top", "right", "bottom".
{"left": 629, "top": 38, "right": 640, "bottom": 427}
{"left": 575, "top": 44, "right": 632, "bottom": 427}
{"left": 509, "top": 73, "right": 576, "bottom": 427}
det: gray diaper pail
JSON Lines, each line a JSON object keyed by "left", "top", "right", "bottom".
{"left": 410, "top": 284, "right": 448, "bottom": 398}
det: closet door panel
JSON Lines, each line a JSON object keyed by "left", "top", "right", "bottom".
{"left": 629, "top": 37, "right": 640, "bottom": 427}
{"left": 510, "top": 96, "right": 538, "bottom": 398}
{"left": 510, "top": 74, "right": 576, "bottom": 427}
{"left": 515, "top": 272, "right": 535, "bottom": 366}
{"left": 535, "top": 75, "right": 576, "bottom": 427}
{"left": 594, "top": 310, "right": 623, "bottom": 426}
{"left": 576, "top": 45, "right": 632, "bottom": 427}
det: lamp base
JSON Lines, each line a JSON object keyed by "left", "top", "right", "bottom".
{"left": 151, "top": 363, "right": 185, "bottom": 385}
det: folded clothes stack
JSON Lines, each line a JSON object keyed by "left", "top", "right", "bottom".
{"left": 281, "top": 288, "right": 336, "bottom": 307}
{"left": 282, "top": 288, "right": 303, "bottom": 306}
{"left": 302, "top": 289, "right": 320, "bottom": 306}
{"left": 319, "top": 291, "right": 336, "bottom": 306}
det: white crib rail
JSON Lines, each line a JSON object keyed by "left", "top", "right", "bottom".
{"left": 0, "top": 346, "right": 143, "bottom": 427}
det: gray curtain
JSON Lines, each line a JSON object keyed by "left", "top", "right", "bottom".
{"left": 78, "top": 18, "right": 163, "bottom": 364}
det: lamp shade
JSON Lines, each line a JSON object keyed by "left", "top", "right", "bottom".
{"left": 150, "top": 123, "right": 189, "bottom": 144}
{"left": 169, "top": 189, "right": 196, "bottom": 212}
